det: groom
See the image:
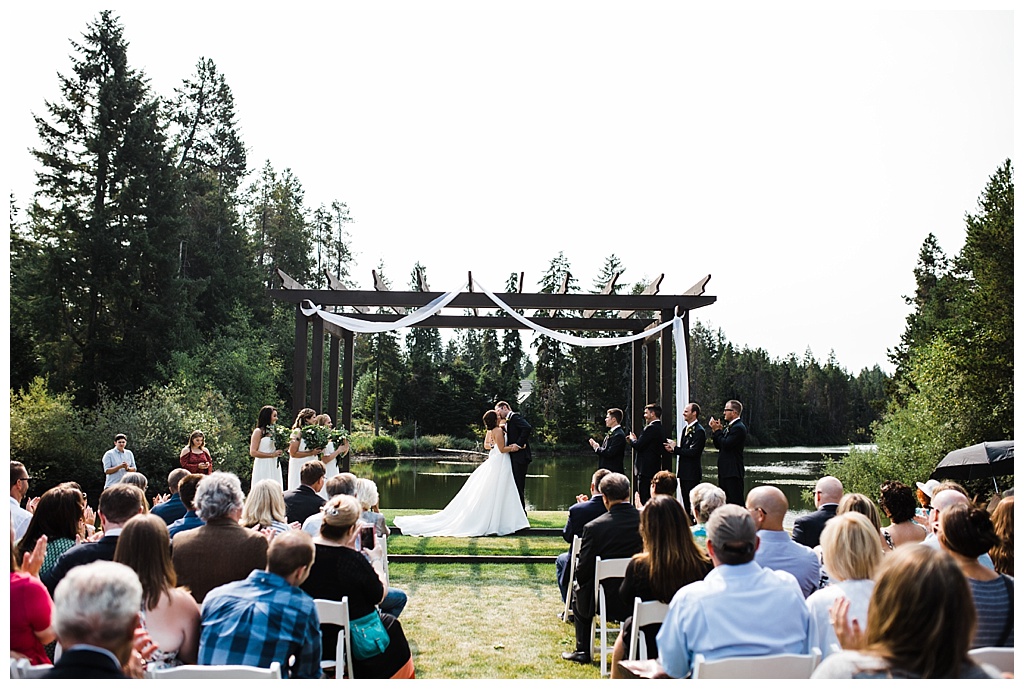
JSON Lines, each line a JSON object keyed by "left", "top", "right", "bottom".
{"left": 496, "top": 400, "right": 531, "bottom": 511}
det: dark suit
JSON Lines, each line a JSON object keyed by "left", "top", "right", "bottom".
{"left": 504, "top": 412, "right": 532, "bottom": 509}
{"left": 571, "top": 502, "right": 643, "bottom": 652}
{"left": 669, "top": 421, "right": 706, "bottom": 520}
{"left": 791, "top": 504, "right": 839, "bottom": 548}
{"left": 629, "top": 420, "right": 667, "bottom": 504}
{"left": 284, "top": 484, "right": 326, "bottom": 525}
{"left": 42, "top": 647, "right": 127, "bottom": 679}
{"left": 42, "top": 534, "right": 119, "bottom": 596}
{"left": 712, "top": 418, "right": 747, "bottom": 505}
{"left": 594, "top": 426, "right": 626, "bottom": 474}
{"left": 557, "top": 494, "right": 608, "bottom": 601}
{"left": 151, "top": 493, "right": 186, "bottom": 525}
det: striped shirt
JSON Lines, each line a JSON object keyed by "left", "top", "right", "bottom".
{"left": 968, "top": 574, "right": 1014, "bottom": 648}
{"left": 198, "top": 570, "right": 321, "bottom": 678}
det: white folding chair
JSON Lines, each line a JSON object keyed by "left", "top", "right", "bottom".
{"left": 562, "top": 534, "right": 582, "bottom": 623}
{"left": 969, "top": 647, "right": 1014, "bottom": 674}
{"left": 627, "top": 598, "right": 669, "bottom": 661}
{"left": 380, "top": 534, "right": 390, "bottom": 587}
{"left": 315, "top": 597, "right": 355, "bottom": 680}
{"left": 11, "top": 658, "right": 54, "bottom": 678}
{"left": 146, "top": 661, "right": 282, "bottom": 679}
{"left": 590, "top": 555, "right": 632, "bottom": 677}
{"left": 691, "top": 648, "right": 822, "bottom": 679}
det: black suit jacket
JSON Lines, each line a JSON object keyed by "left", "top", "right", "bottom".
{"left": 791, "top": 504, "right": 839, "bottom": 548}
{"left": 712, "top": 418, "right": 747, "bottom": 479}
{"left": 630, "top": 420, "right": 667, "bottom": 478}
{"left": 562, "top": 494, "right": 608, "bottom": 544}
{"left": 42, "top": 534, "right": 119, "bottom": 596}
{"left": 595, "top": 427, "right": 626, "bottom": 474}
{"left": 504, "top": 412, "right": 532, "bottom": 466}
{"left": 670, "top": 422, "right": 706, "bottom": 482}
{"left": 43, "top": 647, "right": 127, "bottom": 679}
{"left": 284, "top": 484, "right": 326, "bottom": 525}
{"left": 573, "top": 502, "right": 643, "bottom": 621}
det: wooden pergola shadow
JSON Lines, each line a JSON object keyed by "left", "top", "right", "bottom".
{"left": 269, "top": 270, "right": 715, "bottom": 474}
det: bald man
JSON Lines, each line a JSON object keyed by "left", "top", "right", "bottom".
{"left": 924, "top": 486, "right": 997, "bottom": 571}
{"left": 792, "top": 476, "right": 843, "bottom": 548}
{"left": 747, "top": 486, "right": 821, "bottom": 597}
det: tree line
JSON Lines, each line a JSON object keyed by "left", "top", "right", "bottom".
{"left": 10, "top": 13, "right": 892, "bottom": 499}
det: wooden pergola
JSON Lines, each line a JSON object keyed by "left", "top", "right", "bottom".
{"left": 269, "top": 270, "right": 716, "bottom": 472}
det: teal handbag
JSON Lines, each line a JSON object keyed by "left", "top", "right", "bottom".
{"left": 349, "top": 609, "right": 391, "bottom": 659}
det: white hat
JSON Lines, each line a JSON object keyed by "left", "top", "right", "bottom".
{"left": 915, "top": 479, "right": 941, "bottom": 498}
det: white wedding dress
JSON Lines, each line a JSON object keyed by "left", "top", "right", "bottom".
{"left": 287, "top": 437, "right": 308, "bottom": 492}
{"left": 394, "top": 436, "right": 529, "bottom": 537}
{"left": 251, "top": 435, "right": 282, "bottom": 486}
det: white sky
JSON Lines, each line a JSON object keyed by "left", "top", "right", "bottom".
{"left": 5, "top": 1, "right": 1017, "bottom": 375}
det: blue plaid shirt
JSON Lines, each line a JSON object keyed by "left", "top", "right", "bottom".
{"left": 198, "top": 569, "right": 321, "bottom": 679}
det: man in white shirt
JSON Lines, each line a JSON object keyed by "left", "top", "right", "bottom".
{"left": 10, "top": 460, "right": 36, "bottom": 540}
{"left": 102, "top": 433, "right": 137, "bottom": 488}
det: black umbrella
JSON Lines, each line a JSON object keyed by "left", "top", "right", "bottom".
{"left": 930, "top": 440, "right": 1014, "bottom": 483}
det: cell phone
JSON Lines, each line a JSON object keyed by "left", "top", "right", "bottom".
{"left": 359, "top": 524, "right": 375, "bottom": 550}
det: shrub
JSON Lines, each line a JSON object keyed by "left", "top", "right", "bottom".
{"left": 371, "top": 435, "right": 399, "bottom": 457}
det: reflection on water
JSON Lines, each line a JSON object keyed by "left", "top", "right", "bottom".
{"left": 360, "top": 447, "right": 846, "bottom": 515}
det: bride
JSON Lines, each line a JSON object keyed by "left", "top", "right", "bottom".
{"left": 394, "top": 409, "right": 530, "bottom": 537}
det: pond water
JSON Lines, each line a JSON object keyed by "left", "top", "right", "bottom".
{"left": 358, "top": 446, "right": 859, "bottom": 518}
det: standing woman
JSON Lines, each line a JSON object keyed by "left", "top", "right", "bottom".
{"left": 609, "top": 494, "right": 712, "bottom": 678}
{"left": 288, "top": 408, "right": 320, "bottom": 491}
{"left": 250, "top": 405, "right": 283, "bottom": 487}
{"left": 314, "top": 414, "right": 350, "bottom": 496}
{"left": 113, "top": 514, "right": 201, "bottom": 668}
{"left": 179, "top": 430, "right": 213, "bottom": 475}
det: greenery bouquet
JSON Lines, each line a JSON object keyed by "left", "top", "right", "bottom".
{"left": 300, "top": 424, "right": 330, "bottom": 451}
{"left": 328, "top": 426, "right": 349, "bottom": 444}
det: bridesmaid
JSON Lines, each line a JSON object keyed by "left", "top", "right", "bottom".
{"left": 179, "top": 430, "right": 213, "bottom": 475}
{"left": 250, "top": 405, "right": 284, "bottom": 487}
{"left": 314, "top": 414, "right": 350, "bottom": 497}
{"left": 288, "top": 408, "right": 320, "bottom": 491}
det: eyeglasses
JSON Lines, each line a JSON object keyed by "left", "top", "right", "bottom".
{"left": 748, "top": 506, "right": 767, "bottom": 517}
{"left": 17, "top": 477, "right": 31, "bottom": 483}
{"left": 724, "top": 408, "right": 736, "bottom": 413}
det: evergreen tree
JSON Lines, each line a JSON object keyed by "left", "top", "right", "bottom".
{"left": 245, "top": 161, "right": 312, "bottom": 288}
{"left": 393, "top": 263, "right": 445, "bottom": 434}
{"left": 26, "top": 11, "right": 184, "bottom": 400}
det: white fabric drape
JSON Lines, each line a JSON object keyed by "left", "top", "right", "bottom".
{"left": 299, "top": 278, "right": 690, "bottom": 442}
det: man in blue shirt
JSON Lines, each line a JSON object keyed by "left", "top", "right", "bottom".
{"left": 102, "top": 434, "right": 137, "bottom": 489}
{"left": 747, "top": 485, "right": 821, "bottom": 597}
{"left": 151, "top": 468, "right": 189, "bottom": 525}
{"left": 167, "top": 474, "right": 205, "bottom": 538}
{"left": 198, "top": 529, "right": 321, "bottom": 678}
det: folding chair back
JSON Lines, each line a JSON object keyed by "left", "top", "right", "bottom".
{"left": 12, "top": 658, "right": 54, "bottom": 678}
{"left": 969, "top": 647, "right": 1014, "bottom": 674}
{"left": 315, "top": 597, "right": 355, "bottom": 679}
{"left": 146, "top": 662, "right": 282, "bottom": 679}
{"left": 627, "top": 598, "right": 669, "bottom": 660}
{"left": 691, "top": 648, "right": 822, "bottom": 679}
{"left": 590, "top": 555, "right": 632, "bottom": 676}
{"left": 562, "top": 534, "right": 582, "bottom": 623}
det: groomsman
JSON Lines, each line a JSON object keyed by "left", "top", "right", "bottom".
{"left": 628, "top": 403, "right": 668, "bottom": 505}
{"left": 709, "top": 399, "right": 747, "bottom": 505}
{"left": 664, "top": 402, "right": 706, "bottom": 522}
{"left": 588, "top": 408, "right": 626, "bottom": 474}
{"left": 496, "top": 400, "right": 532, "bottom": 511}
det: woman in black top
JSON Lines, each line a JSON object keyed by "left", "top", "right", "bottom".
{"left": 300, "top": 494, "right": 414, "bottom": 678}
{"left": 610, "top": 495, "right": 712, "bottom": 678}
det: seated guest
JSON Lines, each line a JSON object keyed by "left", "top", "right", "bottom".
{"left": 938, "top": 503, "right": 1014, "bottom": 648}
{"left": 10, "top": 461, "right": 37, "bottom": 541}
{"left": 792, "top": 476, "right": 843, "bottom": 548}
{"left": 43, "top": 560, "right": 143, "bottom": 679}
{"left": 42, "top": 483, "right": 146, "bottom": 596}
{"left": 648, "top": 470, "right": 678, "bottom": 501}
{"left": 609, "top": 495, "right": 712, "bottom": 678}
{"left": 241, "top": 478, "right": 293, "bottom": 533}
{"left": 302, "top": 473, "right": 358, "bottom": 537}
{"left": 114, "top": 514, "right": 201, "bottom": 668}
{"left": 17, "top": 482, "right": 90, "bottom": 576}
{"left": 284, "top": 460, "right": 326, "bottom": 525}
{"left": 879, "top": 480, "right": 928, "bottom": 549}
{"left": 198, "top": 530, "right": 322, "bottom": 679}
{"left": 688, "top": 482, "right": 726, "bottom": 550}
{"left": 805, "top": 513, "right": 882, "bottom": 659}
{"left": 171, "top": 472, "right": 268, "bottom": 604}
{"left": 988, "top": 496, "right": 1013, "bottom": 576}
{"left": 120, "top": 472, "right": 151, "bottom": 510}
{"left": 556, "top": 468, "right": 610, "bottom": 606}
{"left": 813, "top": 545, "right": 1001, "bottom": 678}
{"left": 151, "top": 468, "right": 190, "bottom": 525}
{"left": 167, "top": 474, "right": 205, "bottom": 538}
{"left": 355, "top": 477, "right": 390, "bottom": 538}
{"left": 747, "top": 485, "right": 821, "bottom": 597}
{"left": 836, "top": 493, "right": 886, "bottom": 550}
{"left": 10, "top": 535, "right": 56, "bottom": 665}
{"left": 561, "top": 473, "right": 643, "bottom": 665}
{"left": 623, "top": 504, "right": 809, "bottom": 679}
{"left": 300, "top": 494, "right": 415, "bottom": 679}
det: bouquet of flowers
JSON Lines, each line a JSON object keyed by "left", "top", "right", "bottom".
{"left": 328, "top": 426, "right": 349, "bottom": 444}
{"left": 264, "top": 423, "right": 284, "bottom": 445}
{"left": 300, "top": 424, "right": 330, "bottom": 451}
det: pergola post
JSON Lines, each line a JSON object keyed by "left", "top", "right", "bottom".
{"left": 293, "top": 304, "right": 308, "bottom": 410}
{"left": 311, "top": 316, "right": 324, "bottom": 412}
{"left": 341, "top": 329, "right": 355, "bottom": 473}
{"left": 660, "top": 308, "right": 675, "bottom": 445}
{"left": 328, "top": 334, "right": 340, "bottom": 425}
{"left": 631, "top": 337, "right": 643, "bottom": 493}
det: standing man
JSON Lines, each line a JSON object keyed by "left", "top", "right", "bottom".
{"left": 628, "top": 403, "right": 667, "bottom": 505}
{"left": 496, "top": 400, "right": 532, "bottom": 511}
{"left": 664, "top": 403, "right": 706, "bottom": 521}
{"left": 792, "top": 476, "right": 843, "bottom": 548}
{"left": 10, "top": 461, "right": 37, "bottom": 541}
{"left": 102, "top": 434, "right": 137, "bottom": 489}
{"left": 589, "top": 408, "right": 626, "bottom": 474}
{"left": 708, "top": 400, "right": 747, "bottom": 506}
